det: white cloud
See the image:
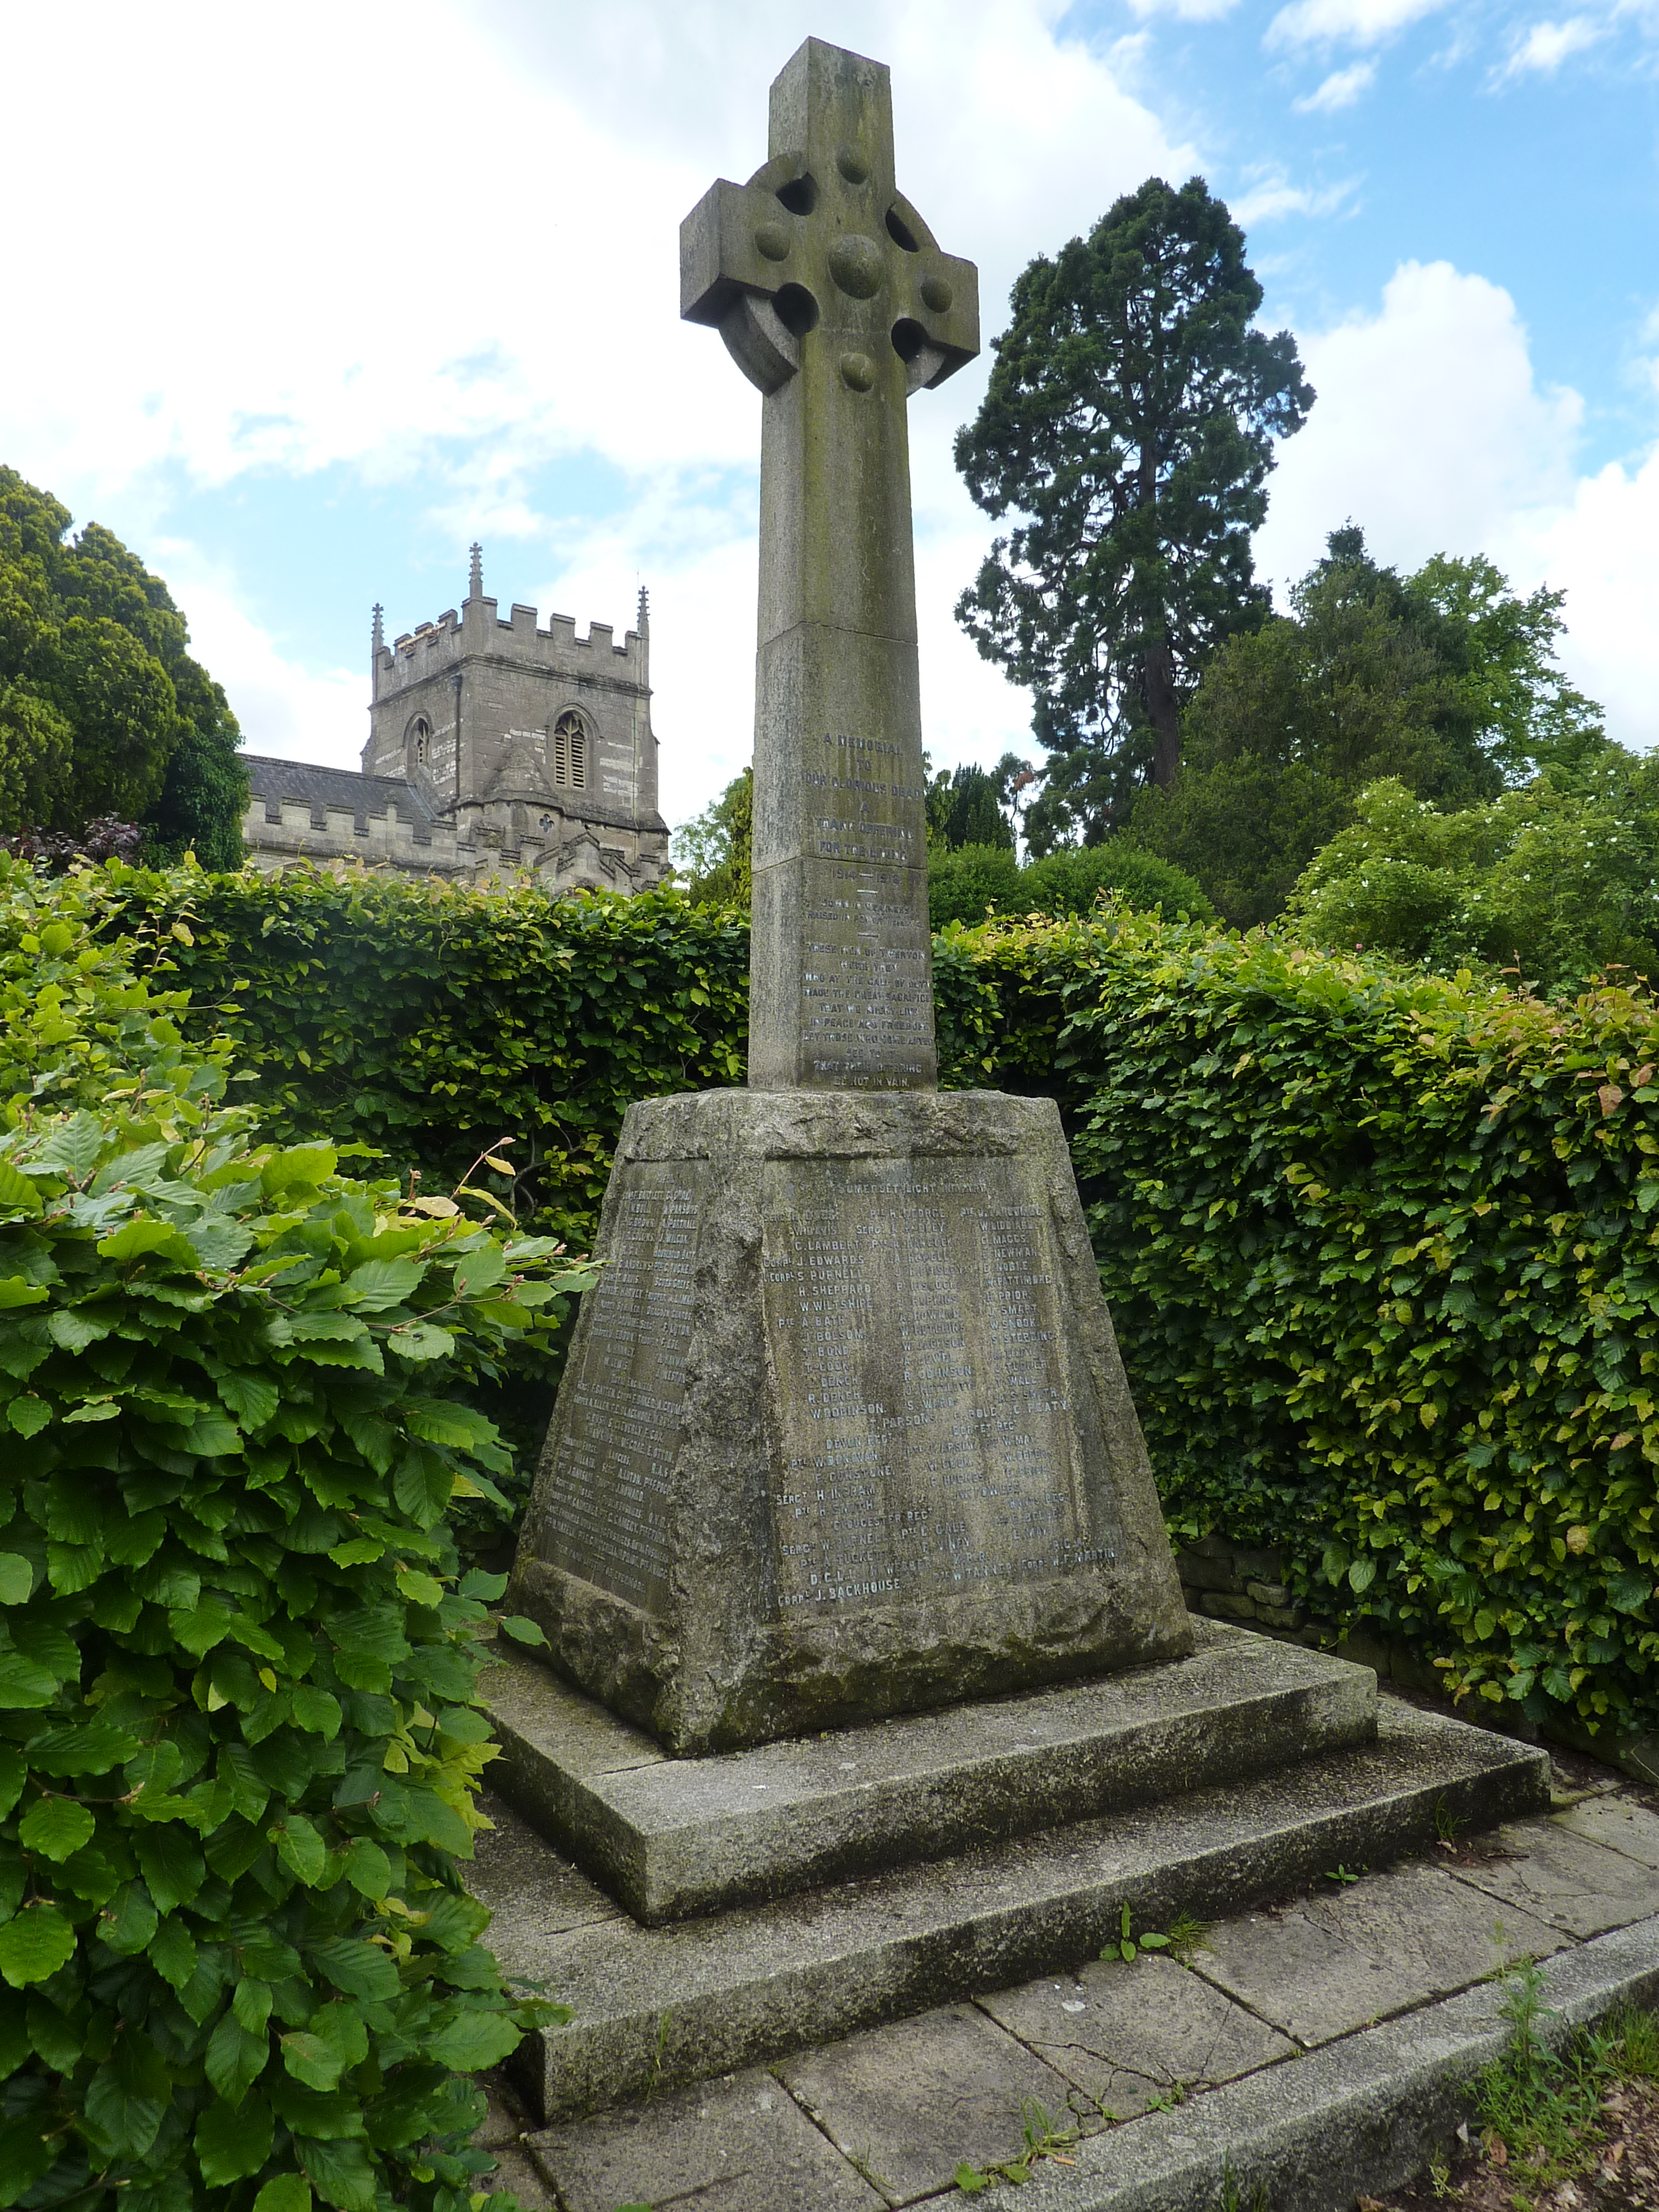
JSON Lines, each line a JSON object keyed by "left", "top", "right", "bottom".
{"left": 1232, "top": 170, "right": 1358, "bottom": 223}
{"left": 158, "top": 566, "right": 366, "bottom": 769}
{"left": 1255, "top": 260, "right": 1659, "bottom": 752}
{"left": 1266, "top": 0, "right": 1447, "bottom": 49}
{"left": 1257, "top": 261, "right": 1582, "bottom": 577}
{"left": 1495, "top": 15, "right": 1604, "bottom": 76}
{"left": 1124, "top": 0, "right": 1240, "bottom": 21}
{"left": 1293, "top": 59, "right": 1379, "bottom": 108}
{"left": 1504, "top": 449, "right": 1659, "bottom": 748}
{"left": 0, "top": 0, "right": 1197, "bottom": 814}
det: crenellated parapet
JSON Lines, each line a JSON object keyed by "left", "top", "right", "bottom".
{"left": 372, "top": 594, "right": 648, "bottom": 704}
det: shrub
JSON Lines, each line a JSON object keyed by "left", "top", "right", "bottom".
{"left": 1017, "top": 844, "right": 1212, "bottom": 922}
{"left": 951, "top": 907, "right": 1659, "bottom": 1738}
{"left": 927, "top": 844, "right": 1023, "bottom": 928}
{"left": 0, "top": 1034, "right": 589, "bottom": 2205}
{"left": 98, "top": 867, "right": 749, "bottom": 1255}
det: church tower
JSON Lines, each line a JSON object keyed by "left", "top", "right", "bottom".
{"left": 359, "top": 548, "right": 669, "bottom": 891}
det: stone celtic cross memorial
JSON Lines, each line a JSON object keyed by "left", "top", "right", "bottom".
{"left": 509, "top": 36, "right": 1193, "bottom": 1754}
{"left": 472, "top": 44, "right": 1537, "bottom": 2136}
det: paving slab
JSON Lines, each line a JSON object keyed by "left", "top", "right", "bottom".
{"left": 1191, "top": 1859, "right": 1563, "bottom": 2045}
{"left": 483, "top": 1620, "right": 1377, "bottom": 1922}
{"left": 475, "top": 1701, "right": 1546, "bottom": 2120}
{"left": 978, "top": 1954, "right": 1296, "bottom": 2119}
{"left": 782, "top": 2000, "right": 1073, "bottom": 2206}
{"left": 1555, "top": 1795, "right": 1659, "bottom": 1869}
{"left": 960, "top": 1911, "right": 1659, "bottom": 2211}
{"left": 527, "top": 2065, "right": 883, "bottom": 2212}
{"left": 1450, "top": 1812, "right": 1659, "bottom": 1936}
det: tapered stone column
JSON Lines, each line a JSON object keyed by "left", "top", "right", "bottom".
{"left": 680, "top": 37, "right": 978, "bottom": 1090}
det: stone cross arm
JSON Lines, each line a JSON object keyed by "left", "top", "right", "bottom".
{"left": 681, "top": 155, "right": 979, "bottom": 398}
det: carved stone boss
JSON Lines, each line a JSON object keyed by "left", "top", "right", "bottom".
{"left": 680, "top": 36, "right": 979, "bottom": 1091}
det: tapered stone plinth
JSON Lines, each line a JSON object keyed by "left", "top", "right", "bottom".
{"left": 508, "top": 1089, "right": 1191, "bottom": 1754}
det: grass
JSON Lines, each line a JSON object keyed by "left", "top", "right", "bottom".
{"left": 1476, "top": 1958, "right": 1659, "bottom": 2184}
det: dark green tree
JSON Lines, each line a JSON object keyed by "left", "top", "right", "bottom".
{"left": 929, "top": 762, "right": 1014, "bottom": 851}
{"left": 671, "top": 763, "right": 754, "bottom": 903}
{"left": 0, "top": 468, "right": 247, "bottom": 863}
{"left": 1127, "top": 528, "right": 1607, "bottom": 927}
{"left": 954, "top": 177, "right": 1313, "bottom": 846}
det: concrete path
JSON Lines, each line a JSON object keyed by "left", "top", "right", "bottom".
{"left": 480, "top": 1774, "right": 1659, "bottom": 2212}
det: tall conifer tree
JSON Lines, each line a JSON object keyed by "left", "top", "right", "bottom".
{"left": 954, "top": 178, "right": 1312, "bottom": 848}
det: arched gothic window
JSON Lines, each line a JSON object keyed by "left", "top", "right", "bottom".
{"left": 551, "top": 712, "right": 587, "bottom": 791}
{"left": 407, "top": 716, "right": 431, "bottom": 768}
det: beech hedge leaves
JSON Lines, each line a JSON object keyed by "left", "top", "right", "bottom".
{"left": 939, "top": 907, "right": 1659, "bottom": 1737}
{"left": 34, "top": 855, "right": 1659, "bottom": 1744}
{"left": 0, "top": 854, "right": 592, "bottom": 2211}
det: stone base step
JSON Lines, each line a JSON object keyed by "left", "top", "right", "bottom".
{"left": 471, "top": 1697, "right": 1547, "bottom": 2124}
{"left": 480, "top": 1618, "right": 1376, "bottom": 1923}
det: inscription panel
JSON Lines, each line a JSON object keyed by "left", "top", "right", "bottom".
{"left": 762, "top": 1156, "right": 1114, "bottom": 1614}
{"left": 798, "top": 856, "right": 934, "bottom": 1088}
{"left": 533, "top": 1162, "right": 702, "bottom": 1614}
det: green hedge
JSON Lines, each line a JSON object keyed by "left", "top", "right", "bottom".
{"left": 949, "top": 909, "right": 1659, "bottom": 1737}
{"left": 0, "top": 854, "right": 589, "bottom": 2211}
{"left": 70, "top": 860, "right": 1659, "bottom": 1741}
{"left": 98, "top": 868, "right": 750, "bottom": 1253}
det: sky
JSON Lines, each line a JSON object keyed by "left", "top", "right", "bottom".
{"left": 1, "top": 0, "right": 1655, "bottom": 833}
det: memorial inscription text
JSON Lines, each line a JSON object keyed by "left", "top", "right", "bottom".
{"left": 534, "top": 1164, "right": 702, "bottom": 1615}
{"left": 762, "top": 1157, "right": 1113, "bottom": 1612}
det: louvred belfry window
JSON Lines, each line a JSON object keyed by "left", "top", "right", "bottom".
{"left": 551, "top": 712, "right": 587, "bottom": 790}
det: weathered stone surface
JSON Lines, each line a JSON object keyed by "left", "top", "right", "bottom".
{"left": 508, "top": 1087, "right": 1191, "bottom": 1752}
{"left": 471, "top": 1701, "right": 1547, "bottom": 2122}
{"left": 481, "top": 1621, "right": 1376, "bottom": 1923}
{"left": 979, "top": 1954, "right": 1295, "bottom": 2119}
{"left": 782, "top": 2003, "right": 1071, "bottom": 2202}
{"left": 528, "top": 2066, "right": 885, "bottom": 2212}
{"left": 1191, "top": 1860, "right": 1564, "bottom": 2046}
{"left": 1450, "top": 1812, "right": 1659, "bottom": 1936}
{"left": 953, "top": 1916, "right": 1659, "bottom": 2211}
{"left": 682, "top": 37, "right": 979, "bottom": 1093}
{"left": 1555, "top": 1796, "right": 1659, "bottom": 1868}
{"left": 1200, "top": 1594, "right": 1255, "bottom": 1621}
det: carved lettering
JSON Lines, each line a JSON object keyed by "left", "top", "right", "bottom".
{"left": 760, "top": 1157, "right": 1113, "bottom": 1613}
{"left": 531, "top": 1164, "right": 702, "bottom": 1614}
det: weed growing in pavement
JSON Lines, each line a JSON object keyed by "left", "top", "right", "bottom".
{"left": 954, "top": 2099, "right": 1081, "bottom": 2193}
{"left": 1218, "top": 2153, "right": 1269, "bottom": 2212}
{"left": 1435, "top": 1797, "right": 1469, "bottom": 1846}
{"left": 1476, "top": 1963, "right": 1659, "bottom": 2182}
{"left": 1104, "top": 1900, "right": 1210, "bottom": 1962}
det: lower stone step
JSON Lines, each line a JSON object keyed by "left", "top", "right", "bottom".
{"left": 472, "top": 1697, "right": 1547, "bottom": 2124}
{"left": 480, "top": 1618, "right": 1376, "bottom": 1923}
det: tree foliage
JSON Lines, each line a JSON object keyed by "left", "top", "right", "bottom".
{"left": 954, "top": 176, "right": 1312, "bottom": 846}
{"left": 1128, "top": 530, "right": 1606, "bottom": 927}
{"left": 669, "top": 767, "right": 752, "bottom": 905}
{"left": 924, "top": 763, "right": 1013, "bottom": 852}
{"left": 0, "top": 472, "right": 247, "bottom": 866}
{"left": 1289, "top": 761, "right": 1659, "bottom": 993}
